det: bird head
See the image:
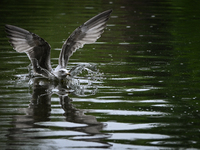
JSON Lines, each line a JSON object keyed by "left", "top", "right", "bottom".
{"left": 54, "top": 68, "right": 70, "bottom": 79}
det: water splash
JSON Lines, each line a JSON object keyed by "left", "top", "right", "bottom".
{"left": 69, "top": 63, "right": 102, "bottom": 79}
{"left": 14, "top": 63, "right": 103, "bottom": 97}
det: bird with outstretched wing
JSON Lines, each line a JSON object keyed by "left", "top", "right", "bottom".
{"left": 5, "top": 10, "right": 112, "bottom": 80}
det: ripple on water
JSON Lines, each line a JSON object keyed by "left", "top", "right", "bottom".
{"left": 35, "top": 121, "right": 87, "bottom": 128}
{"left": 89, "top": 109, "right": 167, "bottom": 116}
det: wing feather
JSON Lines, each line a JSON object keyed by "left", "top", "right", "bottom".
{"left": 58, "top": 10, "right": 112, "bottom": 68}
{"left": 5, "top": 24, "right": 53, "bottom": 78}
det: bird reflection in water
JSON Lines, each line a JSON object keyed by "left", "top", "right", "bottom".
{"left": 30, "top": 75, "right": 104, "bottom": 134}
{"left": 8, "top": 67, "right": 111, "bottom": 148}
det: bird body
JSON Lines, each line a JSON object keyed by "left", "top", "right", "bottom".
{"left": 5, "top": 10, "right": 112, "bottom": 80}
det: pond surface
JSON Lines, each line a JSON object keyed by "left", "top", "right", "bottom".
{"left": 1, "top": 0, "right": 200, "bottom": 149}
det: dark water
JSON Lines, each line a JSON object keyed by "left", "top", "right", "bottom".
{"left": 1, "top": 0, "right": 200, "bottom": 149}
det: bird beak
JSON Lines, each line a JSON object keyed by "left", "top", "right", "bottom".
{"left": 67, "top": 73, "right": 71, "bottom": 76}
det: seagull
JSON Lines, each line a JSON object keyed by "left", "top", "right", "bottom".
{"left": 5, "top": 10, "right": 112, "bottom": 80}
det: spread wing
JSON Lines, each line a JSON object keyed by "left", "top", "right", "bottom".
{"left": 58, "top": 9, "right": 112, "bottom": 69}
{"left": 5, "top": 24, "right": 53, "bottom": 78}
